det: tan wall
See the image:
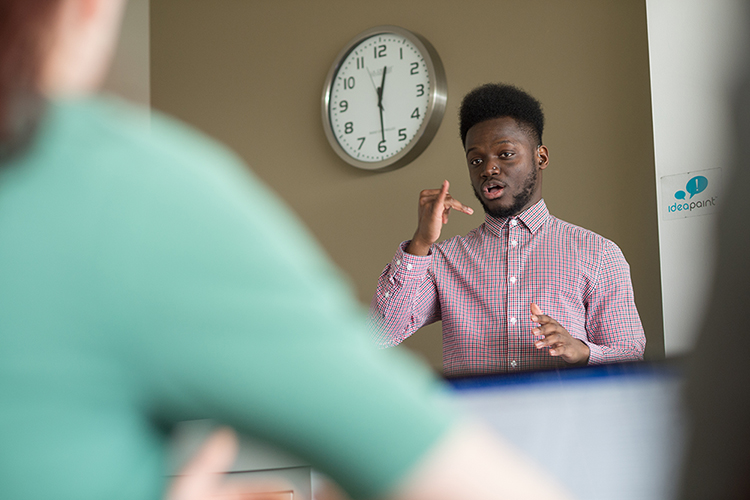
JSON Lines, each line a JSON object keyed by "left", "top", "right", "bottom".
{"left": 151, "top": 0, "right": 663, "bottom": 372}
{"left": 104, "top": 0, "right": 150, "bottom": 106}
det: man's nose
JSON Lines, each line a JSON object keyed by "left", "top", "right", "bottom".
{"left": 481, "top": 160, "right": 499, "bottom": 177}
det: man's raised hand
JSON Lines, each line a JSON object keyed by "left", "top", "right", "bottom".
{"left": 406, "top": 180, "right": 473, "bottom": 256}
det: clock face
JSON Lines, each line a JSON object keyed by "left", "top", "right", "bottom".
{"left": 322, "top": 26, "right": 447, "bottom": 171}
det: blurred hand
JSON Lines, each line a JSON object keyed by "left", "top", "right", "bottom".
{"left": 166, "top": 428, "right": 290, "bottom": 500}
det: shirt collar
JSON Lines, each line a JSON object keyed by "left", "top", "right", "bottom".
{"left": 483, "top": 199, "right": 549, "bottom": 237}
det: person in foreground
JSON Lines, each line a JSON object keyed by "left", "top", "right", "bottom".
{"left": 0, "top": 1, "right": 571, "bottom": 500}
{"left": 371, "top": 83, "right": 646, "bottom": 375}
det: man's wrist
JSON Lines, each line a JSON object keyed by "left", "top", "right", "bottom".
{"left": 575, "top": 340, "right": 591, "bottom": 365}
{"left": 405, "top": 237, "right": 432, "bottom": 256}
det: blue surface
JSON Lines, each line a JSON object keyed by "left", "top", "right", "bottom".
{"left": 447, "top": 359, "right": 683, "bottom": 390}
{"left": 447, "top": 360, "right": 686, "bottom": 500}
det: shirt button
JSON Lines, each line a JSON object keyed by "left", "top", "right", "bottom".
{"left": 511, "top": 240, "right": 518, "bottom": 247}
{"left": 509, "top": 276, "right": 517, "bottom": 284}
{"left": 384, "top": 291, "right": 390, "bottom": 298}
{"left": 395, "top": 259, "right": 401, "bottom": 266}
{"left": 510, "top": 360, "right": 518, "bottom": 368}
{"left": 509, "top": 317, "right": 517, "bottom": 324}
{"left": 510, "top": 219, "right": 518, "bottom": 226}
{"left": 406, "top": 263, "right": 413, "bottom": 270}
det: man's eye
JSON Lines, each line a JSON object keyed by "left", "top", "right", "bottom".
{"left": 470, "top": 158, "right": 482, "bottom": 166}
{"left": 499, "top": 152, "right": 514, "bottom": 158}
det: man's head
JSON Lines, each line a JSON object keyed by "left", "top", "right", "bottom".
{"left": 460, "top": 83, "right": 545, "bottom": 147}
{"left": 459, "top": 83, "right": 548, "bottom": 219}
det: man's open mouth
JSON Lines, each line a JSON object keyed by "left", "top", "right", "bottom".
{"left": 483, "top": 182, "right": 505, "bottom": 200}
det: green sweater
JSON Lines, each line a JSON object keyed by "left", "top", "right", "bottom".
{"left": 0, "top": 97, "right": 453, "bottom": 500}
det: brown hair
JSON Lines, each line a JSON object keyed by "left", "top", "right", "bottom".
{"left": 0, "top": 0, "right": 63, "bottom": 161}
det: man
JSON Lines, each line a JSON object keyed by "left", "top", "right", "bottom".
{"left": 371, "top": 83, "right": 646, "bottom": 375}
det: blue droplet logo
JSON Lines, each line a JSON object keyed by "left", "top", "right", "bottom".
{"left": 675, "top": 175, "right": 708, "bottom": 200}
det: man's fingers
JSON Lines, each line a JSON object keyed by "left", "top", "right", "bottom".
{"left": 534, "top": 330, "right": 555, "bottom": 346}
{"left": 548, "top": 345, "right": 564, "bottom": 356}
{"left": 531, "top": 313, "right": 553, "bottom": 325}
{"left": 442, "top": 196, "right": 474, "bottom": 215}
{"left": 419, "top": 183, "right": 474, "bottom": 216}
{"left": 529, "top": 305, "right": 588, "bottom": 364}
{"left": 530, "top": 302, "right": 558, "bottom": 325}
{"left": 533, "top": 323, "right": 562, "bottom": 336}
{"left": 438, "top": 179, "right": 450, "bottom": 200}
{"left": 530, "top": 302, "right": 543, "bottom": 317}
{"left": 530, "top": 302, "right": 544, "bottom": 324}
{"left": 535, "top": 332, "right": 564, "bottom": 349}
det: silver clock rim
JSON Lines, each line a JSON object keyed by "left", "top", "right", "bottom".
{"left": 321, "top": 25, "right": 447, "bottom": 172}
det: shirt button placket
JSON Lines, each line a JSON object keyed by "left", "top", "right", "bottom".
{"left": 508, "top": 218, "right": 521, "bottom": 370}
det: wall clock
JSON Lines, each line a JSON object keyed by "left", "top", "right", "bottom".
{"left": 321, "top": 25, "right": 447, "bottom": 171}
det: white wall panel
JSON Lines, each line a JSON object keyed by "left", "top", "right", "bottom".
{"left": 646, "top": 0, "right": 747, "bottom": 355}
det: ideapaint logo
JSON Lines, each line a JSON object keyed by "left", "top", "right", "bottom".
{"left": 668, "top": 175, "right": 716, "bottom": 213}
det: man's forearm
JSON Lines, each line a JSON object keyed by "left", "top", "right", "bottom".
{"left": 370, "top": 243, "right": 439, "bottom": 347}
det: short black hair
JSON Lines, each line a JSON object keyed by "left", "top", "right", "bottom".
{"left": 459, "top": 83, "right": 545, "bottom": 147}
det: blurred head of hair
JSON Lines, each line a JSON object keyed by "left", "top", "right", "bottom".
{"left": 0, "top": 0, "right": 63, "bottom": 162}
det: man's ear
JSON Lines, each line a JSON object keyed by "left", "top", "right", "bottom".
{"left": 537, "top": 145, "right": 549, "bottom": 170}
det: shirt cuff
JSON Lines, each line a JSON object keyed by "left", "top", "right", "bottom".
{"left": 387, "top": 240, "right": 432, "bottom": 282}
{"left": 585, "top": 341, "right": 605, "bottom": 365}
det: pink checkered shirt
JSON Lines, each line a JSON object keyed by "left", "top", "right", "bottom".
{"left": 371, "top": 199, "right": 645, "bottom": 375}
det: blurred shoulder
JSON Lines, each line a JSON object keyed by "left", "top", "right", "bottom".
{"left": 64, "top": 96, "right": 247, "bottom": 178}
{"left": 42, "top": 95, "right": 281, "bottom": 210}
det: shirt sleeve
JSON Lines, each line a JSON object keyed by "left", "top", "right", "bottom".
{"left": 103, "top": 133, "right": 455, "bottom": 500}
{"left": 583, "top": 240, "right": 647, "bottom": 364}
{"left": 369, "top": 241, "right": 442, "bottom": 348}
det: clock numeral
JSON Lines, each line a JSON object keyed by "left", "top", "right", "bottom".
{"left": 416, "top": 84, "right": 425, "bottom": 97}
{"left": 398, "top": 128, "right": 407, "bottom": 141}
{"left": 374, "top": 44, "right": 386, "bottom": 58}
{"left": 410, "top": 62, "right": 419, "bottom": 75}
{"left": 400, "top": 47, "right": 403, "bottom": 60}
{"left": 339, "top": 100, "right": 348, "bottom": 112}
{"left": 356, "top": 57, "right": 365, "bottom": 70}
{"left": 343, "top": 76, "right": 355, "bottom": 90}
{"left": 378, "top": 140, "right": 387, "bottom": 153}
{"left": 345, "top": 122, "right": 354, "bottom": 134}
{"left": 357, "top": 137, "right": 366, "bottom": 150}
{"left": 411, "top": 108, "right": 421, "bottom": 120}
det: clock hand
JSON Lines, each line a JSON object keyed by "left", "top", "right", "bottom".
{"left": 367, "top": 67, "right": 385, "bottom": 141}
{"left": 378, "top": 66, "right": 387, "bottom": 142}
{"left": 365, "top": 66, "right": 379, "bottom": 93}
{"left": 378, "top": 97, "right": 385, "bottom": 143}
{"left": 378, "top": 66, "right": 387, "bottom": 109}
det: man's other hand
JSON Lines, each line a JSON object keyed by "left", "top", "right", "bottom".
{"left": 530, "top": 303, "right": 590, "bottom": 365}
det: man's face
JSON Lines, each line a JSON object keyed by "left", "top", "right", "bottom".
{"left": 464, "top": 116, "right": 548, "bottom": 219}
